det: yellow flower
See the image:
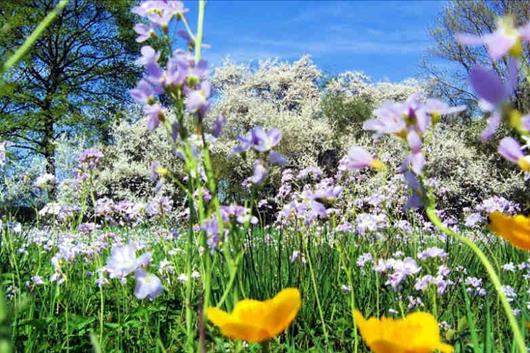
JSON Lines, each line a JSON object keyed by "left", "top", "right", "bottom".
{"left": 353, "top": 310, "right": 453, "bottom": 353}
{"left": 206, "top": 288, "right": 301, "bottom": 343}
{"left": 489, "top": 212, "right": 530, "bottom": 251}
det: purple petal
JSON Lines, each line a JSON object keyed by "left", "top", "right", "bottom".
{"left": 469, "top": 65, "right": 506, "bottom": 106}
{"left": 269, "top": 151, "right": 287, "bottom": 166}
{"left": 455, "top": 33, "right": 484, "bottom": 46}
{"left": 407, "top": 130, "right": 422, "bottom": 153}
{"left": 480, "top": 111, "right": 501, "bottom": 141}
{"left": 483, "top": 31, "right": 516, "bottom": 61}
{"left": 498, "top": 137, "right": 523, "bottom": 163}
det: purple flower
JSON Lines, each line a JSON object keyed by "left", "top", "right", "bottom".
{"left": 132, "top": 1, "right": 187, "bottom": 30}
{"left": 232, "top": 126, "right": 283, "bottom": 154}
{"left": 246, "top": 160, "right": 268, "bottom": 185}
{"left": 251, "top": 127, "right": 282, "bottom": 152}
{"left": 339, "top": 146, "right": 384, "bottom": 171}
{"left": 456, "top": 17, "right": 529, "bottom": 60}
{"left": 363, "top": 100, "right": 408, "bottom": 137}
{"left": 356, "top": 253, "right": 373, "bottom": 267}
{"left": 185, "top": 81, "right": 211, "bottom": 115}
{"left": 470, "top": 60, "right": 518, "bottom": 111}
{"left": 212, "top": 115, "right": 226, "bottom": 138}
{"left": 130, "top": 79, "right": 161, "bottom": 105}
{"left": 145, "top": 103, "right": 164, "bottom": 130}
{"left": 133, "top": 23, "right": 155, "bottom": 42}
{"left": 417, "top": 247, "right": 448, "bottom": 261}
{"left": 268, "top": 151, "right": 287, "bottom": 166}
{"left": 136, "top": 46, "right": 160, "bottom": 66}
{"left": 78, "top": 148, "right": 103, "bottom": 171}
{"left": 498, "top": 137, "right": 530, "bottom": 171}
{"left": 105, "top": 243, "right": 151, "bottom": 279}
{"left": 134, "top": 269, "right": 163, "bottom": 300}
{"left": 296, "top": 166, "right": 322, "bottom": 180}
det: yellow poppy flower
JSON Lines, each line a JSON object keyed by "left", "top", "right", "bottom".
{"left": 206, "top": 288, "right": 301, "bottom": 343}
{"left": 489, "top": 212, "right": 530, "bottom": 251}
{"left": 353, "top": 310, "right": 453, "bottom": 353}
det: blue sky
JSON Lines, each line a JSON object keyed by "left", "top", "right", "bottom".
{"left": 186, "top": 1, "right": 447, "bottom": 82}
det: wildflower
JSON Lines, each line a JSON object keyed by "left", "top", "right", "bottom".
{"left": 465, "top": 277, "right": 487, "bottom": 297}
{"left": 132, "top": 1, "right": 187, "bottom": 31}
{"left": 456, "top": 17, "right": 530, "bottom": 60}
{"left": 185, "top": 81, "right": 211, "bottom": 116}
{"left": 468, "top": 59, "right": 518, "bottom": 140}
{"left": 339, "top": 146, "right": 384, "bottom": 171}
{"left": 78, "top": 148, "right": 103, "bottom": 171}
{"left": 145, "top": 103, "right": 165, "bottom": 130}
{"left": 489, "top": 212, "right": 530, "bottom": 250}
{"left": 133, "top": 23, "right": 156, "bottom": 42}
{"left": 212, "top": 115, "right": 227, "bottom": 138}
{"left": 232, "top": 127, "right": 282, "bottom": 154}
{"left": 105, "top": 243, "right": 152, "bottom": 279}
{"left": 136, "top": 45, "right": 160, "bottom": 66}
{"left": 130, "top": 79, "right": 161, "bottom": 105}
{"left": 134, "top": 269, "right": 163, "bottom": 300}
{"left": 417, "top": 247, "right": 448, "bottom": 261}
{"left": 246, "top": 160, "right": 268, "bottom": 185}
{"left": 498, "top": 137, "right": 530, "bottom": 171}
{"left": 353, "top": 310, "right": 453, "bottom": 353}
{"left": 206, "top": 288, "right": 301, "bottom": 343}
{"left": 357, "top": 253, "right": 373, "bottom": 267}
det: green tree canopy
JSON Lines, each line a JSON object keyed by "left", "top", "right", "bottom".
{"left": 0, "top": 0, "right": 140, "bottom": 175}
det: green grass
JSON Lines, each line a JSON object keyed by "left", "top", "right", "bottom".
{"left": 0, "top": 222, "right": 528, "bottom": 352}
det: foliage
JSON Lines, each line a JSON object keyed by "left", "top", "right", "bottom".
{"left": 0, "top": 0, "right": 140, "bottom": 174}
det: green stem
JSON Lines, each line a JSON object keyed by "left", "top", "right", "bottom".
{"left": 194, "top": 0, "right": 206, "bottom": 63}
{"left": 1, "top": 0, "right": 68, "bottom": 76}
{"left": 304, "top": 233, "right": 329, "bottom": 348}
{"left": 425, "top": 207, "right": 526, "bottom": 353}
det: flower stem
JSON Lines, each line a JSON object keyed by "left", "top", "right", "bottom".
{"left": 0, "top": 0, "right": 68, "bottom": 77}
{"left": 425, "top": 206, "right": 526, "bottom": 353}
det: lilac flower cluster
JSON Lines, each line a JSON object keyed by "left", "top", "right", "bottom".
{"left": 464, "top": 196, "right": 520, "bottom": 228}
{"left": 75, "top": 148, "right": 103, "bottom": 181}
{"left": 231, "top": 126, "right": 286, "bottom": 187}
{"left": 279, "top": 177, "right": 342, "bottom": 225}
{"left": 201, "top": 204, "right": 258, "bottom": 251}
{"left": 374, "top": 257, "right": 421, "bottom": 289}
{"left": 130, "top": 1, "right": 213, "bottom": 131}
{"left": 95, "top": 198, "right": 146, "bottom": 226}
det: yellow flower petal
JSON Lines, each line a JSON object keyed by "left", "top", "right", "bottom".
{"left": 262, "top": 288, "right": 301, "bottom": 337}
{"left": 489, "top": 212, "right": 530, "bottom": 251}
{"left": 353, "top": 310, "right": 453, "bottom": 353}
{"left": 206, "top": 288, "right": 301, "bottom": 343}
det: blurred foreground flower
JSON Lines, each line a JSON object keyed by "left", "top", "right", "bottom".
{"left": 456, "top": 16, "right": 530, "bottom": 61}
{"left": 206, "top": 288, "right": 301, "bottom": 343}
{"left": 489, "top": 212, "right": 530, "bottom": 251}
{"left": 353, "top": 310, "right": 453, "bottom": 353}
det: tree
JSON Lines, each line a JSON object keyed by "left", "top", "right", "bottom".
{"left": 422, "top": 0, "right": 530, "bottom": 111}
{"left": 0, "top": 0, "right": 140, "bottom": 175}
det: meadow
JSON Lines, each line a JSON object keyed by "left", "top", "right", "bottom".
{"left": 0, "top": 1, "right": 530, "bottom": 353}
